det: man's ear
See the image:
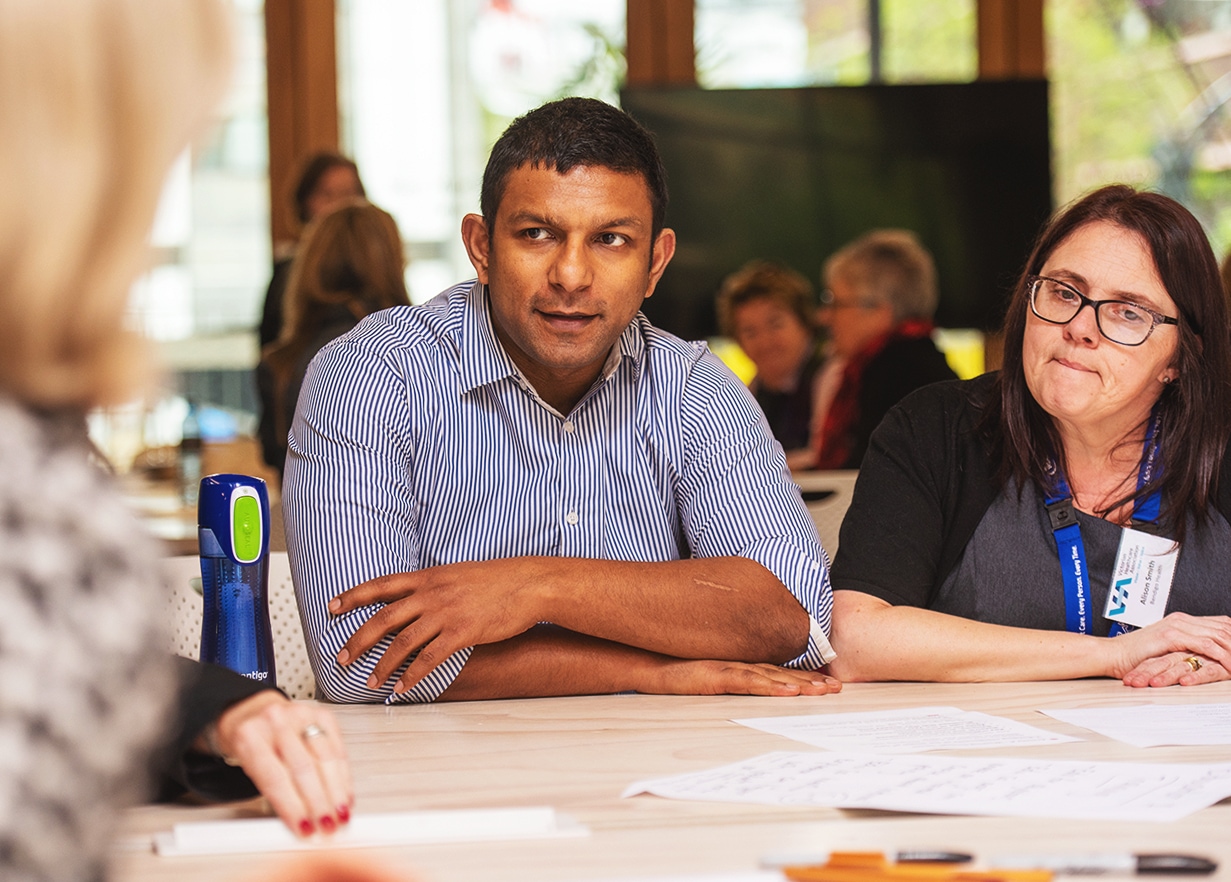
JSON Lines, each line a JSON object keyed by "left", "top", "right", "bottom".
{"left": 461, "top": 214, "right": 491, "bottom": 284}
{"left": 643, "top": 228, "right": 677, "bottom": 301}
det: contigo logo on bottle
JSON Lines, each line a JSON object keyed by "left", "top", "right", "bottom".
{"left": 243, "top": 671, "right": 269, "bottom": 681}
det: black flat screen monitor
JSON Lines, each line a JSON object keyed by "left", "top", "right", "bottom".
{"left": 621, "top": 81, "right": 1053, "bottom": 338}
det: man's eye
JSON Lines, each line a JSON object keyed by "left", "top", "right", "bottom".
{"left": 522, "top": 228, "right": 551, "bottom": 240}
{"left": 597, "top": 232, "right": 628, "bottom": 246}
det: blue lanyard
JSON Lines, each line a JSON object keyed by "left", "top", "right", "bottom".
{"left": 1043, "top": 406, "right": 1163, "bottom": 636}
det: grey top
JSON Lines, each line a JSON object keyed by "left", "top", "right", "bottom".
{"left": 937, "top": 478, "right": 1231, "bottom": 635}
{"left": 0, "top": 397, "right": 174, "bottom": 882}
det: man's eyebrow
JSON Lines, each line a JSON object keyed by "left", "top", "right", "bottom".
{"left": 506, "top": 210, "right": 556, "bottom": 227}
{"left": 599, "top": 216, "right": 646, "bottom": 230}
{"left": 504, "top": 211, "right": 646, "bottom": 231}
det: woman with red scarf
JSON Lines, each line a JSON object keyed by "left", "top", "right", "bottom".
{"left": 812, "top": 229, "right": 957, "bottom": 469}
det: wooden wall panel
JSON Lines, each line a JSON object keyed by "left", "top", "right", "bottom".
{"left": 977, "top": 0, "right": 1046, "bottom": 80}
{"left": 626, "top": 0, "right": 695, "bottom": 86}
{"left": 264, "top": 0, "right": 339, "bottom": 251}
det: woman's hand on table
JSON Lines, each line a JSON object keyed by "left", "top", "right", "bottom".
{"left": 1110, "top": 612, "right": 1231, "bottom": 686}
{"left": 211, "top": 691, "right": 354, "bottom": 836}
{"left": 1122, "top": 651, "right": 1230, "bottom": 687}
{"left": 645, "top": 659, "right": 842, "bottom": 696}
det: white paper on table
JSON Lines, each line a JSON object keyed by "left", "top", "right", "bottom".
{"left": 622, "top": 751, "right": 1231, "bottom": 822}
{"left": 1041, "top": 703, "right": 1231, "bottom": 747}
{"left": 733, "top": 706, "right": 1079, "bottom": 753}
{"left": 153, "top": 806, "right": 588, "bottom": 856}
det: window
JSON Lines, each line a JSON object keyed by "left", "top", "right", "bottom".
{"left": 131, "top": 0, "right": 270, "bottom": 343}
{"left": 93, "top": 0, "right": 270, "bottom": 470}
{"left": 695, "top": 0, "right": 975, "bottom": 88}
{"left": 337, "top": 0, "right": 626, "bottom": 303}
{"left": 1049, "top": 0, "right": 1231, "bottom": 256}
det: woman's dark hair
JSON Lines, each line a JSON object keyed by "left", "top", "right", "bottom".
{"left": 986, "top": 184, "right": 1231, "bottom": 538}
{"left": 292, "top": 152, "right": 365, "bottom": 225}
{"left": 479, "top": 97, "right": 668, "bottom": 242}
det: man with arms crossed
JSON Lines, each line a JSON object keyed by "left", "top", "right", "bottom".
{"left": 284, "top": 98, "right": 838, "bottom": 703}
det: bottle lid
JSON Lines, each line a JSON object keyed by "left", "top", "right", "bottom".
{"left": 198, "top": 474, "right": 269, "bottom": 564}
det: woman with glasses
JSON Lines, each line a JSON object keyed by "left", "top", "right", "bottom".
{"left": 827, "top": 184, "right": 1231, "bottom": 686}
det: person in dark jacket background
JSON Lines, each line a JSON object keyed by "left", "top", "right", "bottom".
{"left": 258, "top": 200, "right": 411, "bottom": 474}
{"left": 812, "top": 228, "right": 957, "bottom": 469}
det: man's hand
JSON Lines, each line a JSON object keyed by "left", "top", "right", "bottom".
{"left": 210, "top": 692, "right": 353, "bottom": 837}
{"left": 643, "top": 659, "right": 842, "bottom": 696}
{"left": 330, "top": 559, "right": 557, "bottom": 694}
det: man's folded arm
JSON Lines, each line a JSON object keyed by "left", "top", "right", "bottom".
{"left": 437, "top": 624, "right": 838, "bottom": 701}
{"left": 525, "top": 554, "right": 811, "bottom": 662}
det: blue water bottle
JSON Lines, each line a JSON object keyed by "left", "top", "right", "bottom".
{"left": 198, "top": 474, "right": 277, "bottom": 687}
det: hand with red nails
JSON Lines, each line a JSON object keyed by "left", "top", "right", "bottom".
{"left": 206, "top": 692, "right": 353, "bottom": 837}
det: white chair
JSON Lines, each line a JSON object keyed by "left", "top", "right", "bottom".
{"left": 161, "top": 552, "right": 316, "bottom": 700}
{"left": 793, "top": 469, "right": 859, "bottom": 560}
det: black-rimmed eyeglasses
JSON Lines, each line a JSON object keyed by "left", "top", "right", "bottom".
{"left": 1027, "top": 275, "right": 1179, "bottom": 346}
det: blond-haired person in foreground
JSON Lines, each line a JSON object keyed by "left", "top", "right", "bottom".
{"left": 0, "top": 1, "right": 357, "bottom": 877}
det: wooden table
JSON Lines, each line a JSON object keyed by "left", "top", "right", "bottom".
{"left": 111, "top": 681, "right": 1231, "bottom": 882}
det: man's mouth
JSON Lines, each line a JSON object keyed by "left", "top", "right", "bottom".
{"left": 538, "top": 310, "right": 598, "bottom": 330}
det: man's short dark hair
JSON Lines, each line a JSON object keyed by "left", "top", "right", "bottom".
{"left": 480, "top": 97, "right": 669, "bottom": 240}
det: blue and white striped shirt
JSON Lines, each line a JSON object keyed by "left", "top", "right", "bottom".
{"left": 283, "top": 280, "right": 835, "bottom": 704}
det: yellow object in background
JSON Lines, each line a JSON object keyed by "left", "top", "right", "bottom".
{"left": 712, "top": 329, "right": 986, "bottom": 386}
{"left": 709, "top": 337, "right": 758, "bottom": 385}
{"left": 933, "top": 328, "right": 985, "bottom": 379}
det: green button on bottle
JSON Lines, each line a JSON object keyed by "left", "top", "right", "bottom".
{"left": 232, "top": 495, "right": 262, "bottom": 562}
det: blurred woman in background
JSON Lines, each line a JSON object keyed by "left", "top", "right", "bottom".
{"left": 259, "top": 200, "right": 411, "bottom": 473}
{"left": 716, "top": 260, "right": 821, "bottom": 469}
{"left": 259, "top": 152, "right": 367, "bottom": 348}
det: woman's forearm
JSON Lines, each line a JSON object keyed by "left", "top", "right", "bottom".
{"left": 828, "top": 590, "right": 1116, "bottom": 682}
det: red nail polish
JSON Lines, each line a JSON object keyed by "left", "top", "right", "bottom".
{"left": 299, "top": 818, "right": 315, "bottom": 836}
{"left": 320, "top": 815, "right": 336, "bottom": 833}
{"left": 337, "top": 804, "right": 351, "bottom": 823}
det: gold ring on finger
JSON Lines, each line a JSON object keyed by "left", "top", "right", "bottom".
{"left": 1183, "top": 655, "right": 1203, "bottom": 673}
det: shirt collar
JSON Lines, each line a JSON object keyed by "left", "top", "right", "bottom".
{"left": 457, "top": 280, "right": 649, "bottom": 398}
{"left": 458, "top": 281, "right": 519, "bottom": 396}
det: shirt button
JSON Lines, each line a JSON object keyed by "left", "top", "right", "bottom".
{"left": 562, "top": 421, "right": 575, "bottom": 433}
{"left": 565, "top": 511, "right": 579, "bottom": 525}
{"left": 811, "top": 562, "right": 820, "bottom": 571}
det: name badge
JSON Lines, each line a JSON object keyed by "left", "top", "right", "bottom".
{"left": 1104, "top": 527, "right": 1179, "bottom": 628}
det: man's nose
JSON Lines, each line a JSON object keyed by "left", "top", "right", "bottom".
{"left": 548, "top": 236, "right": 592, "bottom": 292}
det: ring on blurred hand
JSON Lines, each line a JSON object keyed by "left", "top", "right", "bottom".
{"left": 1183, "top": 656, "right": 1202, "bottom": 672}
{"left": 302, "top": 723, "right": 327, "bottom": 740}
